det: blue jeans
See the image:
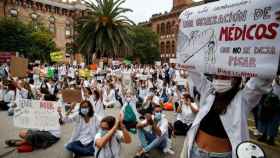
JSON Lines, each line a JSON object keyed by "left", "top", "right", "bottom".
{"left": 137, "top": 129, "right": 167, "bottom": 153}
{"left": 66, "top": 141, "right": 95, "bottom": 156}
{"left": 190, "top": 143, "right": 232, "bottom": 158}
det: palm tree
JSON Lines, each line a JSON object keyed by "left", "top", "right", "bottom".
{"left": 76, "top": 0, "right": 134, "bottom": 63}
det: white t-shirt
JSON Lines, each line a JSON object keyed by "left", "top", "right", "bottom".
{"left": 176, "top": 103, "right": 198, "bottom": 125}
{"left": 94, "top": 130, "right": 124, "bottom": 158}
{"left": 141, "top": 115, "right": 169, "bottom": 136}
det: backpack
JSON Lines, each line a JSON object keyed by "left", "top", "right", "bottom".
{"left": 124, "top": 104, "right": 137, "bottom": 123}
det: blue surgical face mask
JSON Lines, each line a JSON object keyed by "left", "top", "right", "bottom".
{"left": 154, "top": 112, "right": 162, "bottom": 122}
{"left": 100, "top": 129, "right": 108, "bottom": 136}
{"left": 80, "top": 108, "right": 89, "bottom": 116}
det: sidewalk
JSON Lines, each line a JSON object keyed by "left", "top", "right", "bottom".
{"left": 0, "top": 110, "right": 279, "bottom": 158}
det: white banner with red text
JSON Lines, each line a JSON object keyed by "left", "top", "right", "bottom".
{"left": 176, "top": 0, "right": 280, "bottom": 78}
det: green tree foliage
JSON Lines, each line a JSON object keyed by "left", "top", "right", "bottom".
{"left": 129, "top": 26, "right": 160, "bottom": 64}
{"left": 76, "top": 0, "right": 134, "bottom": 63}
{"left": 0, "top": 17, "right": 56, "bottom": 62}
{"left": 28, "top": 31, "right": 56, "bottom": 61}
{"left": 0, "top": 17, "right": 32, "bottom": 54}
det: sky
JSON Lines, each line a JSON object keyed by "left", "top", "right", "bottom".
{"left": 122, "top": 0, "right": 173, "bottom": 23}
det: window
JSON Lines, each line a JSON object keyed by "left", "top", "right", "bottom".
{"left": 31, "top": 12, "right": 39, "bottom": 30}
{"left": 166, "top": 22, "right": 171, "bottom": 34}
{"left": 65, "top": 20, "right": 72, "bottom": 38}
{"left": 160, "top": 42, "right": 165, "bottom": 55}
{"left": 156, "top": 24, "right": 160, "bottom": 34}
{"left": 166, "top": 41, "right": 170, "bottom": 54}
{"left": 46, "top": 5, "right": 51, "bottom": 12}
{"left": 161, "top": 23, "right": 165, "bottom": 35}
{"left": 49, "top": 16, "right": 56, "bottom": 34}
{"left": 172, "top": 41, "right": 175, "bottom": 54}
{"left": 172, "top": 20, "right": 176, "bottom": 33}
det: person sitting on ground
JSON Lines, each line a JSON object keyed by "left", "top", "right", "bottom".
{"left": 103, "top": 83, "right": 118, "bottom": 108}
{"left": 94, "top": 115, "right": 132, "bottom": 158}
{"left": 58, "top": 100, "right": 100, "bottom": 157}
{"left": 5, "top": 96, "right": 60, "bottom": 152}
{"left": 120, "top": 91, "right": 139, "bottom": 132}
{"left": 135, "top": 105, "right": 170, "bottom": 158}
{"left": 174, "top": 93, "right": 199, "bottom": 135}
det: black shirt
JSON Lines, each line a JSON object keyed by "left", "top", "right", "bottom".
{"left": 199, "top": 105, "right": 229, "bottom": 139}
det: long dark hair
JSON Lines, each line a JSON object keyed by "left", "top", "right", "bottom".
{"left": 93, "top": 90, "right": 100, "bottom": 100}
{"left": 212, "top": 77, "right": 242, "bottom": 114}
{"left": 79, "top": 100, "right": 94, "bottom": 117}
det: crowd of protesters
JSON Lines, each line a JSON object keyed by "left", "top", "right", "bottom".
{"left": 0, "top": 61, "right": 278, "bottom": 158}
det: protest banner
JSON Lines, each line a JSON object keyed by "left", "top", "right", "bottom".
{"left": 14, "top": 99, "right": 59, "bottom": 130}
{"left": 0, "top": 52, "right": 16, "bottom": 63}
{"left": 10, "top": 56, "right": 28, "bottom": 78}
{"left": 62, "top": 88, "right": 82, "bottom": 103}
{"left": 169, "top": 58, "right": 176, "bottom": 63}
{"left": 79, "top": 68, "right": 91, "bottom": 79}
{"left": 50, "top": 51, "right": 64, "bottom": 62}
{"left": 112, "top": 60, "right": 120, "bottom": 66}
{"left": 176, "top": 0, "right": 280, "bottom": 78}
{"left": 155, "top": 61, "right": 161, "bottom": 66}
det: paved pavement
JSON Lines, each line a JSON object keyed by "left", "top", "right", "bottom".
{"left": 0, "top": 109, "right": 279, "bottom": 158}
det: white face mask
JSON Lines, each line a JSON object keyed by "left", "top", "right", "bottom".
{"left": 212, "top": 79, "right": 232, "bottom": 93}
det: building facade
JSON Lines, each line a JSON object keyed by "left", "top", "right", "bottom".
{"left": 142, "top": 0, "right": 216, "bottom": 63}
{"left": 0, "top": 0, "right": 86, "bottom": 52}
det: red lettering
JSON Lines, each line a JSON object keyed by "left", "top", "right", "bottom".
{"left": 228, "top": 27, "right": 235, "bottom": 41}
{"left": 256, "top": 24, "right": 267, "bottom": 40}
{"left": 234, "top": 26, "right": 243, "bottom": 40}
{"left": 220, "top": 27, "right": 229, "bottom": 41}
{"left": 246, "top": 24, "right": 256, "bottom": 40}
{"left": 266, "top": 23, "right": 279, "bottom": 39}
{"left": 220, "top": 23, "right": 278, "bottom": 41}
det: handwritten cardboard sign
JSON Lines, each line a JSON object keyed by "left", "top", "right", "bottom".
{"left": 14, "top": 99, "right": 59, "bottom": 130}
{"left": 62, "top": 88, "right": 82, "bottom": 103}
{"left": 50, "top": 51, "right": 64, "bottom": 62}
{"left": 10, "top": 56, "right": 28, "bottom": 78}
{"left": 177, "top": 0, "right": 280, "bottom": 78}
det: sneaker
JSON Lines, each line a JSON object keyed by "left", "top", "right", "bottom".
{"left": 253, "top": 130, "right": 262, "bottom": 136}
{"left": 163, "top": 148, "right": 175, "bottom": 155}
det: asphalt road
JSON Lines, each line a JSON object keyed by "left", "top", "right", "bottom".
{"left": 0, "top": 108, "right": 279, "bottom": 158}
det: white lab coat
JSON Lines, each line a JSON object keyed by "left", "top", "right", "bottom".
{"left": 180, "top": 70, "right": 272, "bottom": 158}
{"left": 62, "top": 112, "right": 100, "bottom": 146}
